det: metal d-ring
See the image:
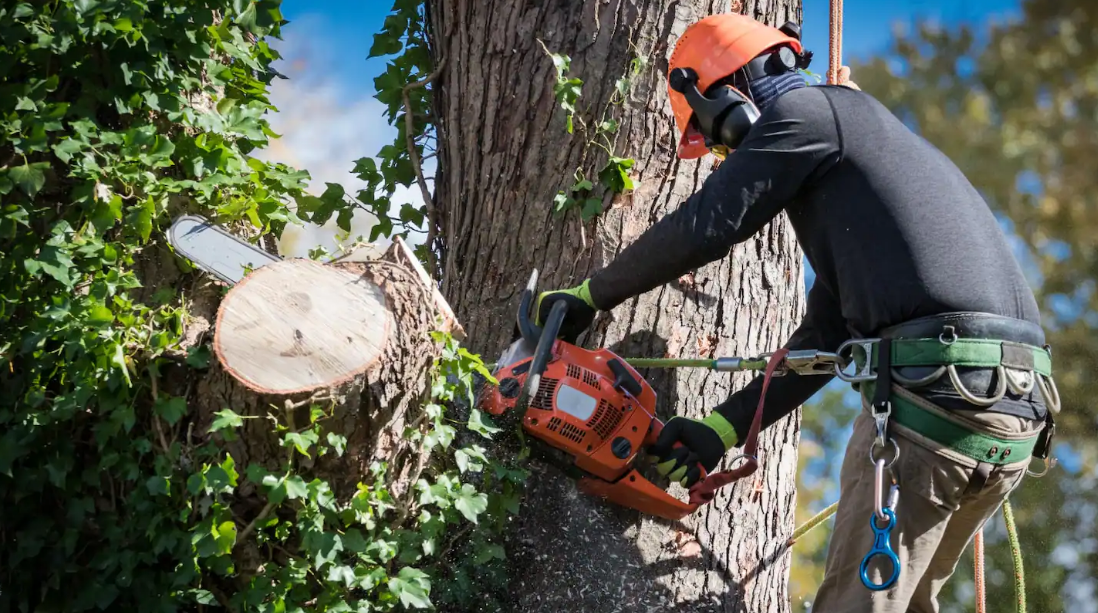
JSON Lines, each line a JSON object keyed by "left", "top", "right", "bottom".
{"left": 890, "top": 365, "right": 946, "bottom": 388}
{"left": 868, "top": 438, "right": 900, "bottom": 469}
{"left": 939, "top": 325, "right": 958, "bottom": 345}
{"left": 1004, "top": 368, "right": 1036, "bottom": 396}
{"left": 1027, "top": 456, "right": 1057, "bottom": 478}
{"left": 1035, "top": 373, "right": 1061, "bottom": 415}
{"left": 947, "top": 364, "right": 1007, "bottom": 407}
{"left": 724, "top": 453, "right": 757, "bottom": 470}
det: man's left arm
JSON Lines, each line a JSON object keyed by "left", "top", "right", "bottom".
{"left": 586, "top": 87, "right": 842, "bottom": 312}
{"left": 709, "top": 278, "right": 851, "bottom": 442}
{"left": 649, "top": 278, "right": 851, "bottom": 486}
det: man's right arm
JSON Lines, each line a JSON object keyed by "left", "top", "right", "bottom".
{"left": 585, "top": 86, "right": 842, "bottom": 311}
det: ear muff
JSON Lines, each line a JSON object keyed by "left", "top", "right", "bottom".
{"left": 669, "top": 67, "right": 761, "bottom": 152}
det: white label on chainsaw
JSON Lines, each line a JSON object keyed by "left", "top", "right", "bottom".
{"left": 555, "top": 384, "right": 597, "bottom": 422}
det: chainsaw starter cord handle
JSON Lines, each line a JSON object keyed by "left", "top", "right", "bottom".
{"left": 607, "top": 359, "right": 643, "bottom": 397}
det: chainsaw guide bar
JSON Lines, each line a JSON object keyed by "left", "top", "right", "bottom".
{"left": 167, "top": 214, "right": 280, "bottom": 285}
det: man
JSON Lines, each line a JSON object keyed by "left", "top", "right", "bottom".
{"left": 534, "top": 13, "right": 1057, "bottom": 613}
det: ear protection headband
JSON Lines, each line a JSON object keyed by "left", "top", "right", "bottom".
{"left": 670, "top": 21, "right": 812, "bottom": 152}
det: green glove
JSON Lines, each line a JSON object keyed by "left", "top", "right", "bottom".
{"left": 648, "top": 413, "right": 738, "bottom": 487}
{"left": 534, "top": 279, "right": 598, "bottom": 343}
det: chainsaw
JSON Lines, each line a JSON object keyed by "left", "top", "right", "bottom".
{"left": 480, "top": 271, "right": 728, "bottom": 521}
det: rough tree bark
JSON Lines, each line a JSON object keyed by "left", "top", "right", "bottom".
{"left": 428, "top": 1, "right": 807, "bottom": 612}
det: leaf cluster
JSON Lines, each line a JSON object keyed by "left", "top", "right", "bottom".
{"left": 0, "top": 0, "right": 525, "bottom": 611}
{"left": 541, "top": 47, "right": 646, "bottom": 222}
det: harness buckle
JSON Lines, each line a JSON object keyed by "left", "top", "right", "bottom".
{"left": 834, "top": 338, "right": 881, "bottom": 382}
{"left": 872, "top": 401, "right": 891, "bottom": 449}
{"left": 782, "top": 349, "right": 847, "bottom": 376}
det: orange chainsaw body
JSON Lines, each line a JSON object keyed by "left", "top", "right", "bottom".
{"left": 480, "top": 338, "right": 700, "bottom": 521}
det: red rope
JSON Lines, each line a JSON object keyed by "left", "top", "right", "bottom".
{"left": 688, "top": 348, "right": 790, "bottom": 505}
{"left": 975, "top": 528, "right": 987, "bottom": 613}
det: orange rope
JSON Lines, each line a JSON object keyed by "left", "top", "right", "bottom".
{"left": 974, "top": 528, "right": 987, "bottom": 613}
{"left": 828, "top": 0, "right": 843, "bottom": 84}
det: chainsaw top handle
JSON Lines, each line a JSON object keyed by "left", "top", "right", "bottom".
{"left": 515, "top": 286, "right": 568, "bottom": 411}
{"left": 516, "top": 269, "right": 544, "bottom": 346}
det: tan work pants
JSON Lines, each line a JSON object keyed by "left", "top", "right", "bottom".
{"left": 810, "top": 385, "right": 1044, "bottom": 613}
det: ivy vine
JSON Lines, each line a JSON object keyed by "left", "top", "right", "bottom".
{"left": 541, "top": 43, "right": 648, "bottom": 222}
{"left": 0, "top": 0, "right": 523, "bottom": 611}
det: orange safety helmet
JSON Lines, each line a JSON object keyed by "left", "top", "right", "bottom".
{"left": 668, "top": 14, "right": 806, "bottom": 159}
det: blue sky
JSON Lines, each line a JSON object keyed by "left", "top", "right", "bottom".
{"left": 271, "top": 0, "right": 1023, "bottom": 104}
{"left": 259, "top": 0, "right": 1024, "bottom": 258}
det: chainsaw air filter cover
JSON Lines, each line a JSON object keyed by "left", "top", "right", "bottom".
{"left": 481, "top": 340, "right": 658, "bottom": 483}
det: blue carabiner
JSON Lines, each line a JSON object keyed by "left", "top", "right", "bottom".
{"left": 859, "top": 507, "right": 900, "bottom": 591}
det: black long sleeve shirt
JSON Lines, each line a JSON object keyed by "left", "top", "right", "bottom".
{"left": 587, "top": 85, "right": 1041, "bottom": 440}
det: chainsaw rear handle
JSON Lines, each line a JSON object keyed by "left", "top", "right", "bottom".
{"left": 647, "top": 418, "right": 709, "bottom": 487}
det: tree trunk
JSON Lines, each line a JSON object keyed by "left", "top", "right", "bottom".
{"left": 184, "top": 240, "right": 459, "bottom": 577}
{"left": 429, "top": 1, "right": 806, "bottom": 611}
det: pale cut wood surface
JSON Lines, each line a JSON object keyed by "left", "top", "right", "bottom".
{"left": 213, "top": 258, "right": 391, "bottom": 394}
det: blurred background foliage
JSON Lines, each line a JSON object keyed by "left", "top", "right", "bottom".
{"left": 791, "top": 0, "right": 1098, "bottom": 610}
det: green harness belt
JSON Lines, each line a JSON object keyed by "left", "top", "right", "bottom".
{"left": 864, "top": 338, "right": 1052, "bottom": 379}
{"left": 849, "top": 336, "right": 1055, "bottom": 466}
{"left": 860, "top": 380, "right": 1040, "bottom": 465}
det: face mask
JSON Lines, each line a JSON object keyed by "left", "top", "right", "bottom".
{"left": 746, "top": 71, "right": 807, "bottom": 111}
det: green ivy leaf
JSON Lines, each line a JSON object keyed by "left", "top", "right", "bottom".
{"left": 454, "top": 446, "right": 487, "bottom": 474}
{"left": 7, "top": 162, "right": 49, "bottom": 198}
{"left": 598, "top": 156, "right": 636, "bottom": 194}
{"left": 580, "top": 198, "right": 603, "bottom": 221}
{"left": 284, "top": 475, "right": 308, "bottom": 500}
{"left": 90, "top": 195, "right": 123, "bottom": 235}
{"left": 261, "top": 473, "right": 288, "bottom": 505}
{"left": 213, "top": 521, "right": 237, "bottom": 555}
{"left": 145, "top": 475, "right": 170, "bottom": 496}
{"left": 156, "top": 397, "right": 188, "bottom": 426}
{"left": 388, "top": 567, "right": 432, "bottom": 609}
{"left": 125, "top": 198, "right": 155, "bottom": 243}
{"left": 467, "top": 409, "right": 501, "bottom": 439}
{"left": 326, "top": 564, "right": 356, "bottom": 588}
{"left": 423, "top": 423, "right": 455, "bottom": 450}
{"left": 85, "top": 301, "right": 114, "bottom": 326}
{"left": 326, "top": 432, "right": 347, "bottom": 457}
{"left": 186, "top": 345, "right": 211, "bottom": 369}
{"left": 474, "top": 542, "right": 506, "bottom": 564}
{"left": 553, "top": 192, "right": 574, "bottom": 214}
{"left": 25, "top": 245, "right": 74, "bottom": 287}
{"left": 210, "top": 409, "right": 243, "bottom": 432}
{"left": 283, "top": 430, "right": 319, "bottom": 458}
{"left": 453, "top": 484, "right": 488, "bottom": 524}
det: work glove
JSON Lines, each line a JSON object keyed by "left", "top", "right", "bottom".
{"left": 534, "top": 279, "right": 598, "bottom": 343}
{"left": 648, "top": 413, "right": 739, "bottom": 488}
{"left": 837, "top": 65, "right": 860, "bottom": 90}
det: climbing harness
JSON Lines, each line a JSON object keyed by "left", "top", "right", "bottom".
{"left": 860, "top": 457, "right": 901, "bottom": 590}
{"left": 832, "top": 326, "right": 1061, "bottom": 478}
